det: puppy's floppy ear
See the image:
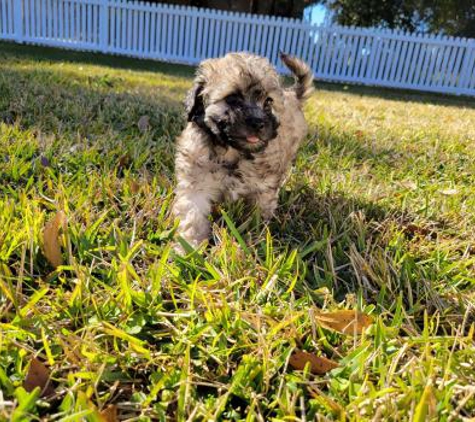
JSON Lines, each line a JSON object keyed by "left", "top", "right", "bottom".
{"left": 184, "top": 82, "right": 205, "bottom": 123}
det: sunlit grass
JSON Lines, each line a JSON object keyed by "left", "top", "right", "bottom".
{"left": 1, "top": 42, "right": 474, "bottom": 421}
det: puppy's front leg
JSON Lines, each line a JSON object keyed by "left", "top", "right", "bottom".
{"left": 254, "top": 189, "right": 280, "bottom": 221}
{"left": 173, "top": 188, "right": 214, "bottom": 249}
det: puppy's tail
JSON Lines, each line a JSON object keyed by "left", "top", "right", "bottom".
{"left": 280, "top": 52, "right": 314, "bottom": 101}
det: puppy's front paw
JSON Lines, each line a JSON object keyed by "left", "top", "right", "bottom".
{"left": 261, "top": 208, "right": 276, "bottom": 222}
{"left": 255, "top": 191, "right": 279, "bottom": 222}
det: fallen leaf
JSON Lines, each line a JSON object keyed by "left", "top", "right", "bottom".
{"left": 118, "top": 154, "right": 131, "bottom": 168}
{"left": 23, "top": 357, "right": 55, "bottom": 397}
{"left": 43, "top": 211, "right": 66, "bottom": 268}
{"left": 400, "top": 180, "right": 417, "bottom": 190}
{"left": 439, "top": 188, "right": 458, "bottom": 196}
{"left": 405, "top": 223, "right": 431, "bottom": 237}
{"left": 137, "top": 115, "right": 150, "bottom": 133}
{"left": 99, "top": 404, "right": 118, "bottom": 422}
{"left": 129, "top": 180, "right": 140, "bottom": 194}
{"left": 289, "top": 350, "right": 338, "bottom": 375}
{"left": 314, "top": 309, "right": 372, "bottom": 335}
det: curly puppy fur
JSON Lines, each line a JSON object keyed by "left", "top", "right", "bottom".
{"left": 173, "top": 52, "right": 313, "bottom": 248}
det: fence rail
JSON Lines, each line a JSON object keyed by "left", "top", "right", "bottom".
{"left": 1, "top": 0, "right": 474, "bottom": 96}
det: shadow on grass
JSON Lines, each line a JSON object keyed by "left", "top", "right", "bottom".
{"left": 0, "top": 64, "right": 184, "bottom": 131}
{"left": 313, "top": 80, "right": 475, "bottom": 110}
{"left": 0, "top": 59, "right": 186, "bottom": 175}
{"left": 262, "top": 184, "right": 469, "bottom": 325}
{"left": 0, "top": 40, "right": 196, "bottom": 79}
{"left": 1, "top": 40, "right": 474, "bottom": 110}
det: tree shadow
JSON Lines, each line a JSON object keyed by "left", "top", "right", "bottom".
{"left": 2, "top": 40, "right": 473, "bottom": 110}
{"left": 0, "top": 59, "right": 187, "bottom": 180}
{"left": 0, "top": 40, "right": 196, "bottom": 79}
{"left": 313, "top": 80, "right": 475, "bottom": 111}
{"left": 260, "top": 184, "right": 470, "bottom": 326}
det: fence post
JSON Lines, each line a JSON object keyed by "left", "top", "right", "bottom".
{"left": 99, "top": 0, "right": 109, "bottom": 50}
{"left": 13, "top": 0, "right": 24, "bottom": 43}
{"left": 458, "top": 40, "right": 475, "bottom": 93}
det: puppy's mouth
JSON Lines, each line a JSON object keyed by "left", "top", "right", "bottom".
{"left": 246, "top": 135, "right": 261, "bottom": 144}
{"left": 210, "top": 118, "right": 278, "bottom": 152}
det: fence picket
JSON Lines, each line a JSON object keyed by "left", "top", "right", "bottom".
{"left": 240, "top": 16, "right": 247, "bottom": 53}
{"left": 219, "top": 12, "right": 225, "bottom": 55}
{"left": 272, "top": 16, "right": 280, "bottom": 58}
{"left": 411, "top": 44, "right": 430, "bottom": 86}
{"left": 137, "top": 6, "right": 143, "bottom": 54}
{"left": 201, "top": 13, "right": 209, "bottom": 58}
{"left": 445, "top": 43, "right": 460, "bottom": 87}
{"left": 314, "top": 27, "right": 324, "bottom": 75}
{"left": 393, "top": 37, "right": 407, "bottom": 82}
{"left": 150, "top": 6, "right": 157, "bottom": 55}
{"left": 120, "top": 1, "right": 126, "bottom": 51}
{"left": 206, "top": 15, "right": 215, "bottom": 57}
{"left": 430, "top": 39, "right": 446, "bottom": 87}
{"left": 175, "top": 5, "right": 180, "bottom": 57}
{"left": 353, "top": 34, "right": 367, "bottom": 79}
{"left": 448, "top": 45, "right": 463, "bottom": 87}
{"left": 3, "top": 0, "right": 7, "bottom": 35}
{"left": 254, "top": 18, "right": 262, "bottom": 55}
{"left": 1, "top": 0, "right": 5, "bottom": 36}
{"left": 63, "top": 0, "right": 69, "bottom": 40}
{"left": 348, "top": 32, "right": 360, "bottom": 79}
{"left": 437, "top": 44, "right": 455, "bottom": 88}
{"left": 23, "top": 0, "right": 29, "bottom": 37}
{"left": 375, "top": 34, "right": 387, "bottom": 81}
{"left": 309, "top": 26, "right": 319, "bottom": 75}
{"left": 345, "top": 31, "right": 358, "bottom": 79}
{"left": 459, "top": 41, "right": 475, "bottom": 89}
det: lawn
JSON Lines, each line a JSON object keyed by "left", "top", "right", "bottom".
{"left": 0, "top": 41, "right": 474, "bottom": 421}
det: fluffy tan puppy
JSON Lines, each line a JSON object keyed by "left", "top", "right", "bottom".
{"left": 173, "top": 52, "right": 313, "bottom": 248}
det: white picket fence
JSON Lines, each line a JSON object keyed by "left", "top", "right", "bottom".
{"left": 1, "top": 0, "right": 475, "bottom": 96}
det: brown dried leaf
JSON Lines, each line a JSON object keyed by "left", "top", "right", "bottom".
{"left": 129, "top": 180, "right": 140, "bottom": 194}
{"left": 405, "top": 223, "right": 431, "bottom": 237}
{"left": 99, "top": 404, "right": 118, "bottom": 422}
{"left": 43, "top": 211, "right": 66, "bottom": 268}
{"left": 23, "top": 357, "right": 55, "bottom": 397}
{"left": 118, "top": 154, "right": 131, "bottom": 168}
{"left": 315, "top": 309, "right": 372, "bottom": 335}
{"left": 289, "top": 350, "right": 338, "bottom": 375}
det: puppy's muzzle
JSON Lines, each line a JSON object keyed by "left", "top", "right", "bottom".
{"left": 245, "top": 116, "right": 266, "bottom": 130}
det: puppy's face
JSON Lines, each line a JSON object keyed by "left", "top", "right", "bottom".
{"left": 185, "top": 54, "right": 283, "bottom": 153}
{"left": 204, "top": 86, "right": 280, "bottom": 153}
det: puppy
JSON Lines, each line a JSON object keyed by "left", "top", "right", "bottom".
{"left": 173, "top": 52, "right": 313, "bottom": 249}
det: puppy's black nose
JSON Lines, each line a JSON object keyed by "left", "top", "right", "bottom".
{"left": 246, "top": 116, "right": 265, "bottom": 130}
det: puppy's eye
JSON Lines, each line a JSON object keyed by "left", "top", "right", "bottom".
{"left": 264, "top": 97, "right": 273, "bottom": 109}
{"left": 253, "top": 89, "right": 264, "bottom": 99}
{"left": 225, "top": 93, "right": 243, "bottom": 105}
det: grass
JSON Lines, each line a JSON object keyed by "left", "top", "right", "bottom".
{"left": 0, "top": 41, "right": 474, "bottom": 421}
